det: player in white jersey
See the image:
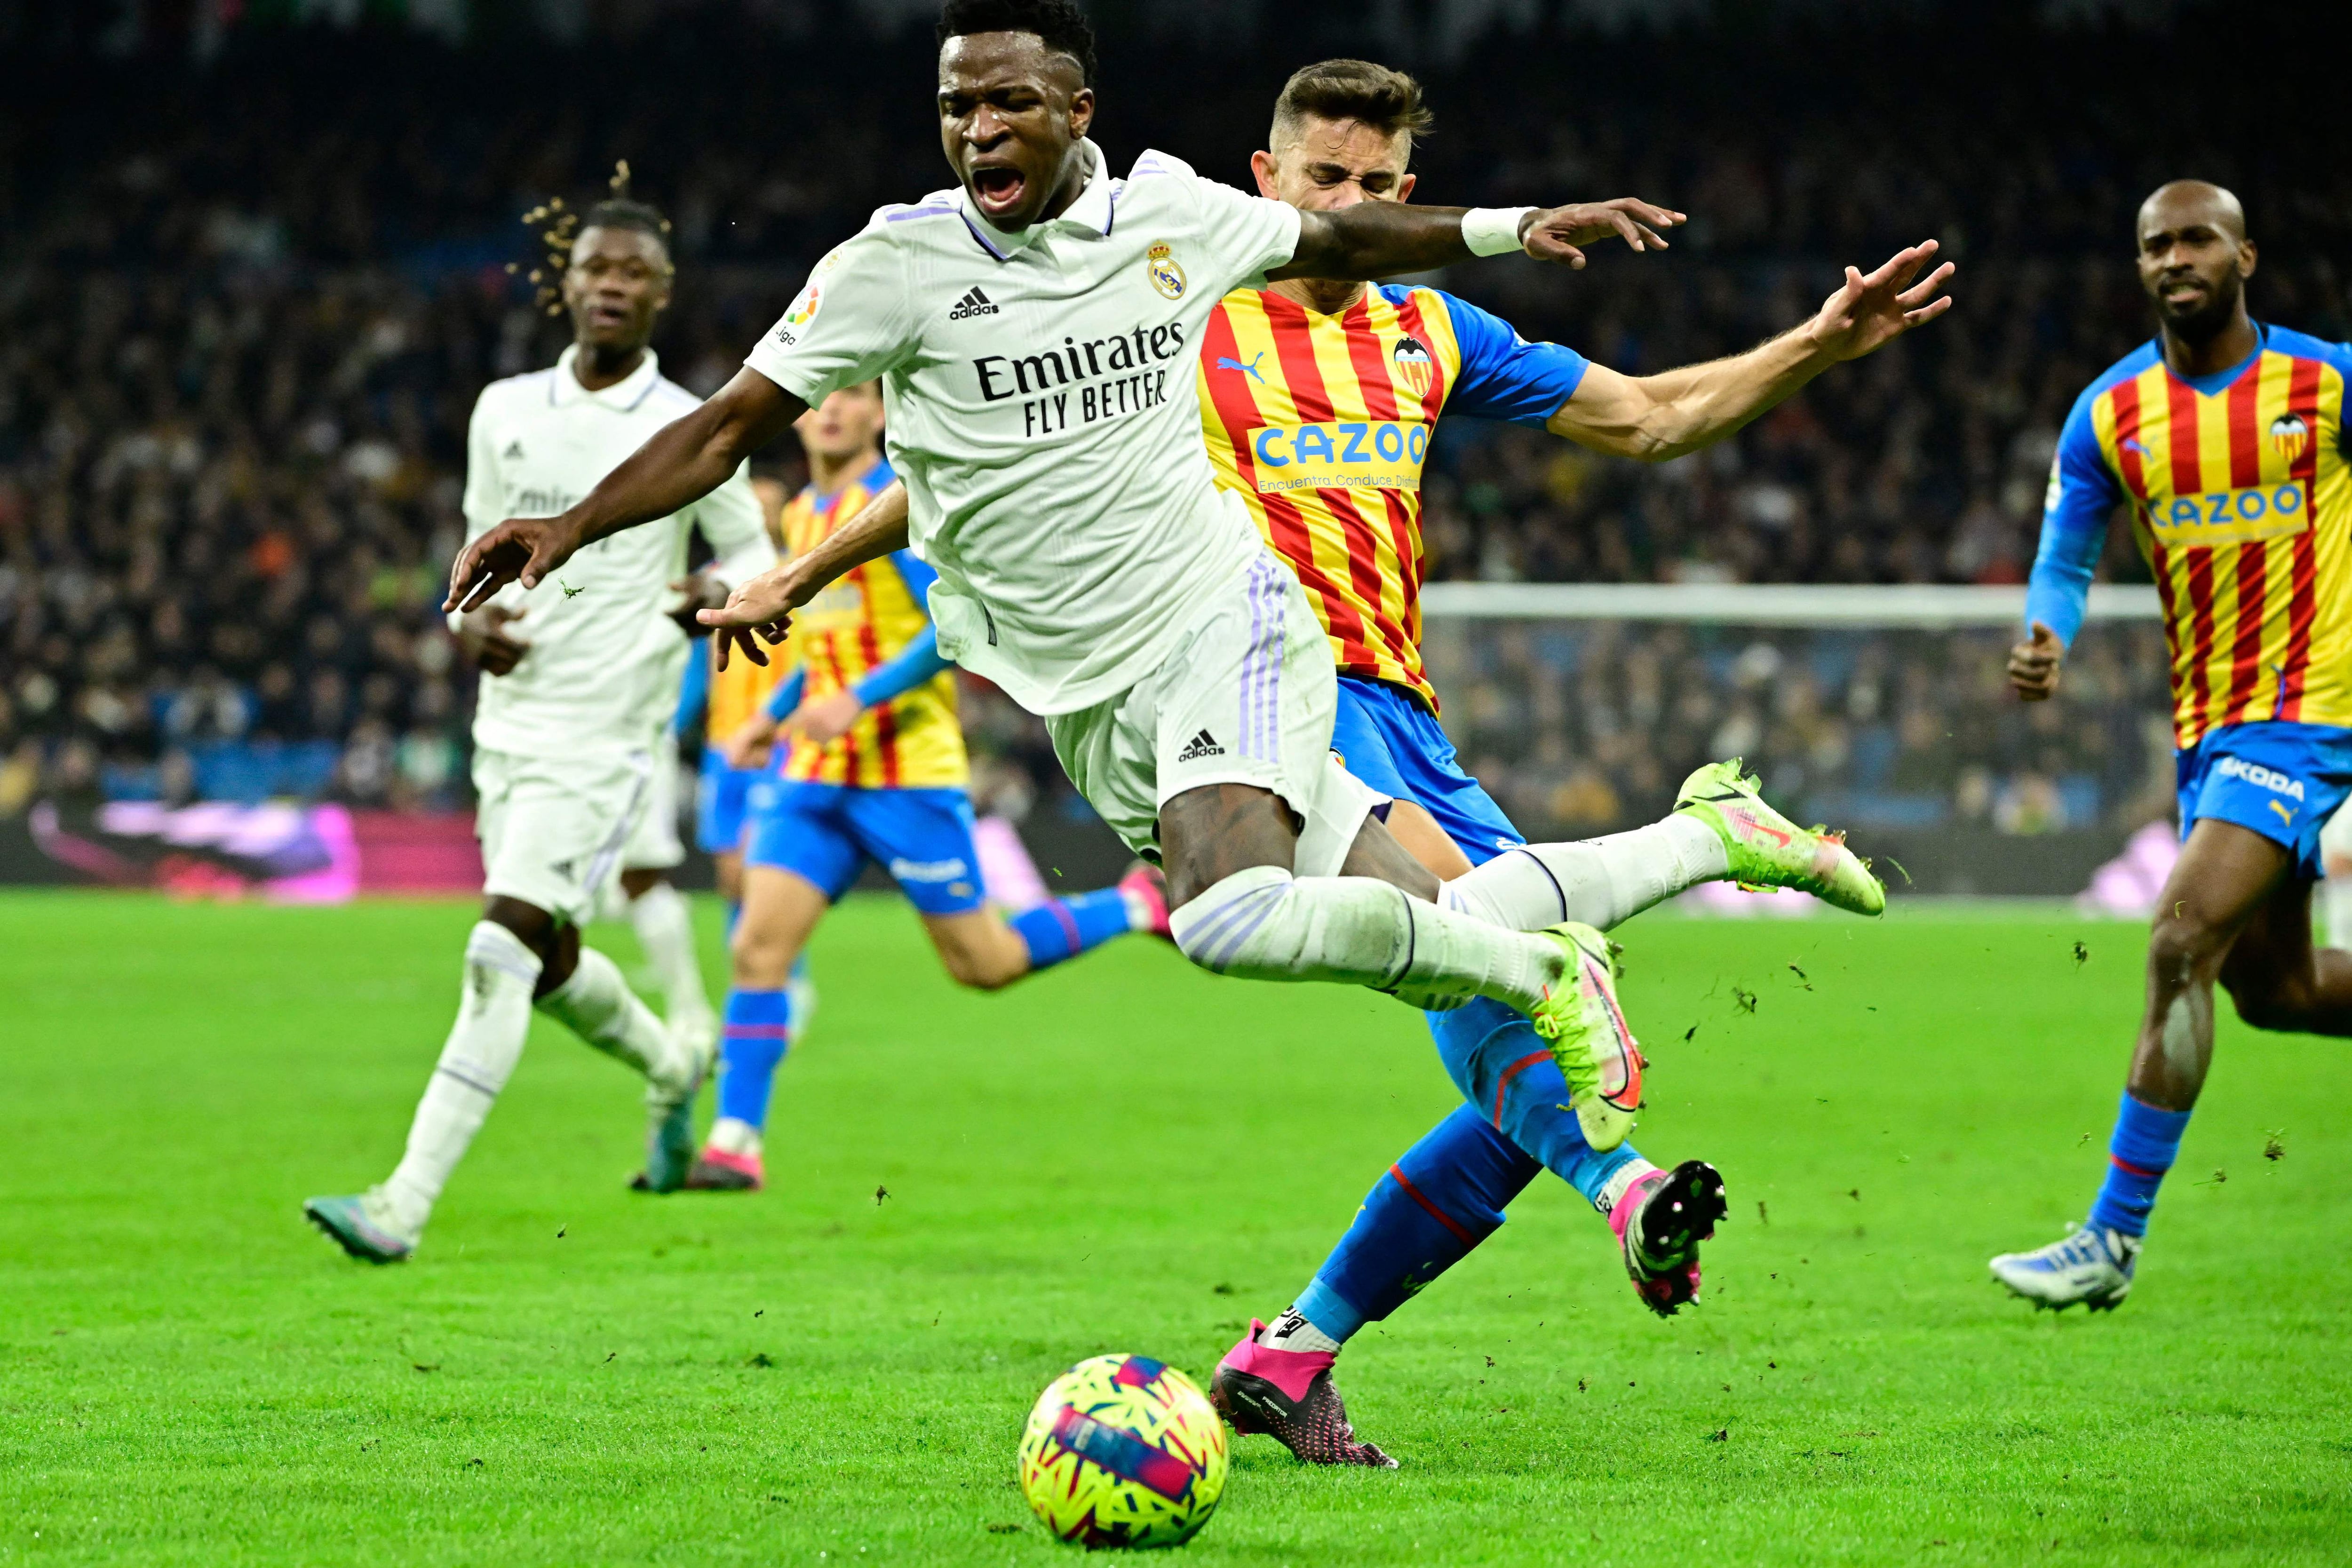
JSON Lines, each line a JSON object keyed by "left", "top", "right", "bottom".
{"left": 448, "top": 0, "right": 1897, "bottom": 1138}
{"left": 306, "top": 198, "right": 776, "bottom": 1263}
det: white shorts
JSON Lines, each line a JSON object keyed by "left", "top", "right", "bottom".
{"left": 1043, "top": 551, "right": 1383, "bottom": 879}
{"left": 620, "top": 744, "right": 686, "bottom": 872}
{"left": 472, "top": 746, "right": 653, "bottom": 925}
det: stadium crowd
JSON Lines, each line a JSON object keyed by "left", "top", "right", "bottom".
{"left": 0, "top": 8, "right": 2340, "bottom": 840}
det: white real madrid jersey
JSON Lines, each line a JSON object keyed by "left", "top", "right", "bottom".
{"left": 743, "top": 142, "right": 1303, "bottom": 716}
{"left": 458, "top": 346, "right": 774, "bottom": 757}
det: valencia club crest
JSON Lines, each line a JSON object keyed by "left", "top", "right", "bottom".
{"left": 2270, "top": 413, "right": 2311, "bottom": 465}
{"left": 1392, "top": 335, "right": 1433, "bottom": 398}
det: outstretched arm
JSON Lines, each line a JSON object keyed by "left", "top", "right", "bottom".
{"left": 1552, "top": 241, "right": 1955, "bottom": 462}
{"left": 445, "top": 367, "right": 806, "bottom": 612}
{"left": 1272, "top": 198, "right": 1686, "bottom": 282}
{"left": 697, "top": 478, "right": 912, "bottom": 669}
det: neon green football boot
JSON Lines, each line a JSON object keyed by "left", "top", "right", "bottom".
{"left": 1674, "top": 758, "right": 1885, "bottom": 917}
{"left": 1529, "top": 922, "right": 1645, "bottom": 1152}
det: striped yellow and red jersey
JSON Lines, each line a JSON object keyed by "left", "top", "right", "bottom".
{"left": 779, "top": 457, "right": 969, "bottom": 788}
{"left": 707, "top": 624, "right": 797, "bottom": 748}
{"left": 1196, "top": 284, "right": 1590, "bottom": 709}
{"left": 2032, "top": 326, "right": 2352, "bottom": 748}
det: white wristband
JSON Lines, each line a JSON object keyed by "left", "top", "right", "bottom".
{"left": 1462, "top": 207, "right": 1535, "bottom": 257}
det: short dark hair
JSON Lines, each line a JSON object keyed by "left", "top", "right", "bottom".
{"left": 937, "top": 0, "right": 1097, "bottom": 88}
{"left": 582, "top": 197, "right": 671, "bottom": 247}
{"left": 1271, "top": 59, "right": 1432, "bottom": 154}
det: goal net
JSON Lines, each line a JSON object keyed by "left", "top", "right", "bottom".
{"left": 1415, "top": 583, "right": 2169, "bottom": 903}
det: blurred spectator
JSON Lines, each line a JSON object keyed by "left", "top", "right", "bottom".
{"left": 1, "top": 7, "right": 2340, "bottom": 828}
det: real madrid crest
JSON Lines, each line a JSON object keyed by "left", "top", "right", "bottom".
{"left": 1146, "top": 241, "right": 1186, "bottom": 301}
{"left": 1391, "top": 334, "right": 1434, "bottom": 398}
{"left": 2271, "top": 412, "right": 2311, "bottom": 464}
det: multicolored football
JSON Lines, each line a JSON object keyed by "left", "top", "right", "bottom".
{"left": 1017, "top": 1353, "right": 1229, "bottom": 1548}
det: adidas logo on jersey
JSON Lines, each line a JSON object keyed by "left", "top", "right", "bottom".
{"left": 503, "top": 440, "right": 524, "bottom": 460}
{"left": 947, "top": 286, "right": 999, "bottom": 320}
{"left": 1175, "top": 729, "right": 1224, "bottom": 762}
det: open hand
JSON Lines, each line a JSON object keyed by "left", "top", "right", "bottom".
{"left": 785, "top": 689, "right": 865, "bottom": 746}
{"left": 445, "top": 516, "right": 580, "bottom": 613}
{"left": 457, "top": 605, "right": 530, "bottom": 677}
{"left": 696, "top": 561, "right": 809, "bottom": 670}
{"left": 1521, "top": 199, "right": 1686, "bottom": 268}
{"left": 2008, "top": 621, "right": 2064, "bottom": 702}
{"left": 1806, "top": 240, "right": 1956, "bottom": 362}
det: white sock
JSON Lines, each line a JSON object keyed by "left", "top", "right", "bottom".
{"left": 1167, "top": 864, "right": 1563, "bottom": 1013}
{"left": 1596, "top": 1157, "right": 1660, "bottom": 1216}
{"left": 382, "top": 922, "right": 542, "bottom": 1239}
{"left": 537, "top": 946, "right": 684, "bottom": 1089}
{"left": 1441, "top": 816, "right": 1727, "bottom": 933}
{"left": 627, "top": 881, "right": 712, "bottom": 1021}
{"left": 1261, "top": 1305, "right": 1341, "bottom": 1354}
{"left": 2327, "top": 877, "right": 2352, "bottom": 951}
{"left": 707, "top": 1115, "right": 762, "bottom": 1158}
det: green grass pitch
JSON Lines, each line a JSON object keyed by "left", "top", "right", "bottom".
{"left": 3, "top": 890, "right": 2349, "bottom": 1565}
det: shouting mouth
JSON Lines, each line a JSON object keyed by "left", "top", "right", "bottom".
{"left": 970, "top": 164, "right": 1027, "bottom": 219}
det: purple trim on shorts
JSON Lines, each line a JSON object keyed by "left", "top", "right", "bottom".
{"left": 1238, "top": 559, "right": 1268, "bottom": 763}
{"left": 1248, "top": 557, "right": 1286, "bottom": 763}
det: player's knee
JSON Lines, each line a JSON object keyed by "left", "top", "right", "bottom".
{"left": 729, "top": 922, "right": 798, "bottom": 988}
{"left": 945, "top": 948, "right": 1021, "bottom": 991}
{"left": 484, "top": 896, "right": 557, "bottom": 958}
{"left": 932, "top": 924, "right": 1025, "bottom": 991}
{"left": 2145, "top": 910, "right": 2229, "bottom": 986}
{"left": 1168, "top": 865, "right": 1296, "bottom": 975}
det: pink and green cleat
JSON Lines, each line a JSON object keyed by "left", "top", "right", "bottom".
{"left": 1674, "top": 759, "right": 1884, "bottom": 916}
{"left": 1530, "top": 922, "right": 1645, "bottom": 1152}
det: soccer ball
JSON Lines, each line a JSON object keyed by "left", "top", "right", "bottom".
{"left": 1017, "top": 1353, "right": 1229, "bottom": 1548}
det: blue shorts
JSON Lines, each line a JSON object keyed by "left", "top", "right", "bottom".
{"left": 696, "top": 750, "right": 763, "bottom": 855}
{"left": 743, "top": 780, "right": 986, "bottom": 915}
{"left": 2175, "top": 720, "right": 2352, "bottom": 881}
{"left": 1331, "top": 677, "right": 1524, "bottom": 866}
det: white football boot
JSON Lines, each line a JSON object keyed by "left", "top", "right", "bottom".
{"left": 1989, "top": 1222, "right": 2140, "bottom": 1312}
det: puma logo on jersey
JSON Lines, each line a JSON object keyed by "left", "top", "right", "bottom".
{"left": 2270, "top": 799, "right": 2298, "bottom": 827}
{"left": 1176, "top": 729, "right": 1224, "bottom": 761}
{"left": 947, "top": 286, "right": 999, "bottom": 320}
{"left": 1217, "top": 352, "right": 1266, "bottom": 384}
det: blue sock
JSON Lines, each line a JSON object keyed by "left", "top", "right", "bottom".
{"left": 2088, "top": 1091, "right": 2192, "bottom": 1237}
{"left": 1008, "top": 887, "right": 1132, "bottom": 971}
{"left": 1426, "top": 999, "right": 1645, "bottom": 1206}
{"left": 715, "top": 987, "right": 792, "bottom": 1129}
{"left": 1299, "top": 1106, "right": 1541, "bottom": 1342}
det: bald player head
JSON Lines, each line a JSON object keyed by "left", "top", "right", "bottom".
{"left": 2136, "top": 179, "right": 2257, "bottom": 344}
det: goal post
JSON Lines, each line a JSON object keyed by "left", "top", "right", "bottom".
{"left": 1414, "top": 582, "right": 2169, "bottom": 899}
